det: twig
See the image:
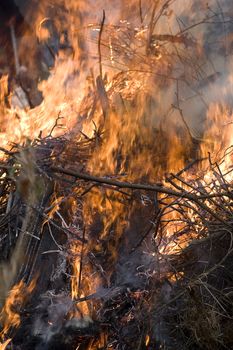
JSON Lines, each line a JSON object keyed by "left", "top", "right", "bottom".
{"left": 98, "top": 10, "right": 106, "bottom": 79}
{"left": 10, "top": 24, "right": 20, "bottom": 75}
{"left": 31, "top": 206, "right": 87, "bottom": 243}
{"left": 51, "top": 166, "right": 193, "bottom": 196}
{"left": 50, "top": 166, "right": 226, "bottom": 200}
{"left": 139, "top": 0, "right": 143, "bottom": 24}
{"left": 0, "top": 147, "right": 17, "bottom": 156}
{"left": 146, "top": 2, "right": 158, "bottom": 54}
{"left": 78, "top": 227, "right": 86, "bottom": 298}
{"left": 49, "top": 111, "right": 63, "bottom": 137}
{"left": 171, "top": 158, "right": 206, "bottom": 178}
{"left": 96, "top": 75, "right": 109, "bottom": 120}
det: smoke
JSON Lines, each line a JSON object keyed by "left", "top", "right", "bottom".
{"left": 11, "top": 0, "right": 233, "bottom": 141}
{"left": 1, "top": 1, "right": 233, "bottom": 346}
{"left": 146, "top": 0, "right": 233, "bottom": 138}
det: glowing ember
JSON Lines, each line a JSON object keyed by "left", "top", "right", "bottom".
{"left": 145, "top": 334, "right": 150, "bottom": 346}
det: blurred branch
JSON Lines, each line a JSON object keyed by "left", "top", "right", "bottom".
{"left": 98, "top": 10, "right": 106, "bottom": 79}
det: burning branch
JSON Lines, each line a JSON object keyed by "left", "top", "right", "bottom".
{"left": 98, "top": 10, "right": 106, "bottom": 79}
{"left": 50, "top": 165, "right": 232, "bottom": 225}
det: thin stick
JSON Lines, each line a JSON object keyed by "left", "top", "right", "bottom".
{"left": 98, "top": 10, "right": 106, "bottom": 79}
{"left": 139, "top": 0, "right": 143, "bottom": 24}
{"left": 49, "top": 111, "right": 62, "bottom": 137}
{"left": 10, "top": 24, "right": 20, "bottom": 75}
{"left": 51, "top": 165, "right": 191, "bottom": 196}
{"left": 50, "top": 166, "right": 227, "bottom": 200}
{"left": 78, "top": 227, "right": 86, "bottom": 298}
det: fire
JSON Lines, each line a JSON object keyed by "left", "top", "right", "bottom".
{"left": 0, "top": 339, "right": 11, "bottom": 350}
{"left": 158, "top": 102, "right": 233, "bottom": 255}
{"left": 0, "top": 279, "right": 36, "bottom": 345}
{"left": 201, "top": 102, "right": 233, "bottom": 176}
{"left": 145, "top": 334, "right": 150, "bottom": 347}
{"left": 70, "top": 240, "right": 91, "bottom": 317}
{"left": 0, "top": 0, "right": 233, "bottom": 347}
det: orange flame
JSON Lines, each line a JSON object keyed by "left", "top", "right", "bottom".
{"left": 0, "top": 339, "right": 11, "bottom": 350}
{"left": 0, "top": 279, "right": 36, "bottom": 342}
{"left": 0, "top": 1, "right": 233, "bottom": 343}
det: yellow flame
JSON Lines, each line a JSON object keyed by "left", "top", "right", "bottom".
{"left": 0, "top": 339, "right": 11, "bottom": 350}
{"left": 145, "top": 334, "right": 150, "bottom": 346}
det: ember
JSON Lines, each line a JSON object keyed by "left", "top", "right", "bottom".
{"left": 0, "top": 1, "right": 233, "bottom": 349}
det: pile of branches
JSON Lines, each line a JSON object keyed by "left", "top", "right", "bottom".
{"left": 0, "top": 134, "right": 94, "bottom": 348}
{"left": 152, "top": 149, "right": 233, "bottom": 350}
{"left": 0, "top": 2, "right": 233, "bottom": 347}
{"left": 0, "top": 132, "right": 157, "bottom": 349}
{"left": 55, "top": 147, "right": 233, "bottom": 350}
{"left": 0, "top": 127, "right": 232, "bottom": 350}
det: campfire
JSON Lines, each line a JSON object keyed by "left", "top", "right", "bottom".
{"left": 0, "top": 1, "right": 233, "bottom": 349}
